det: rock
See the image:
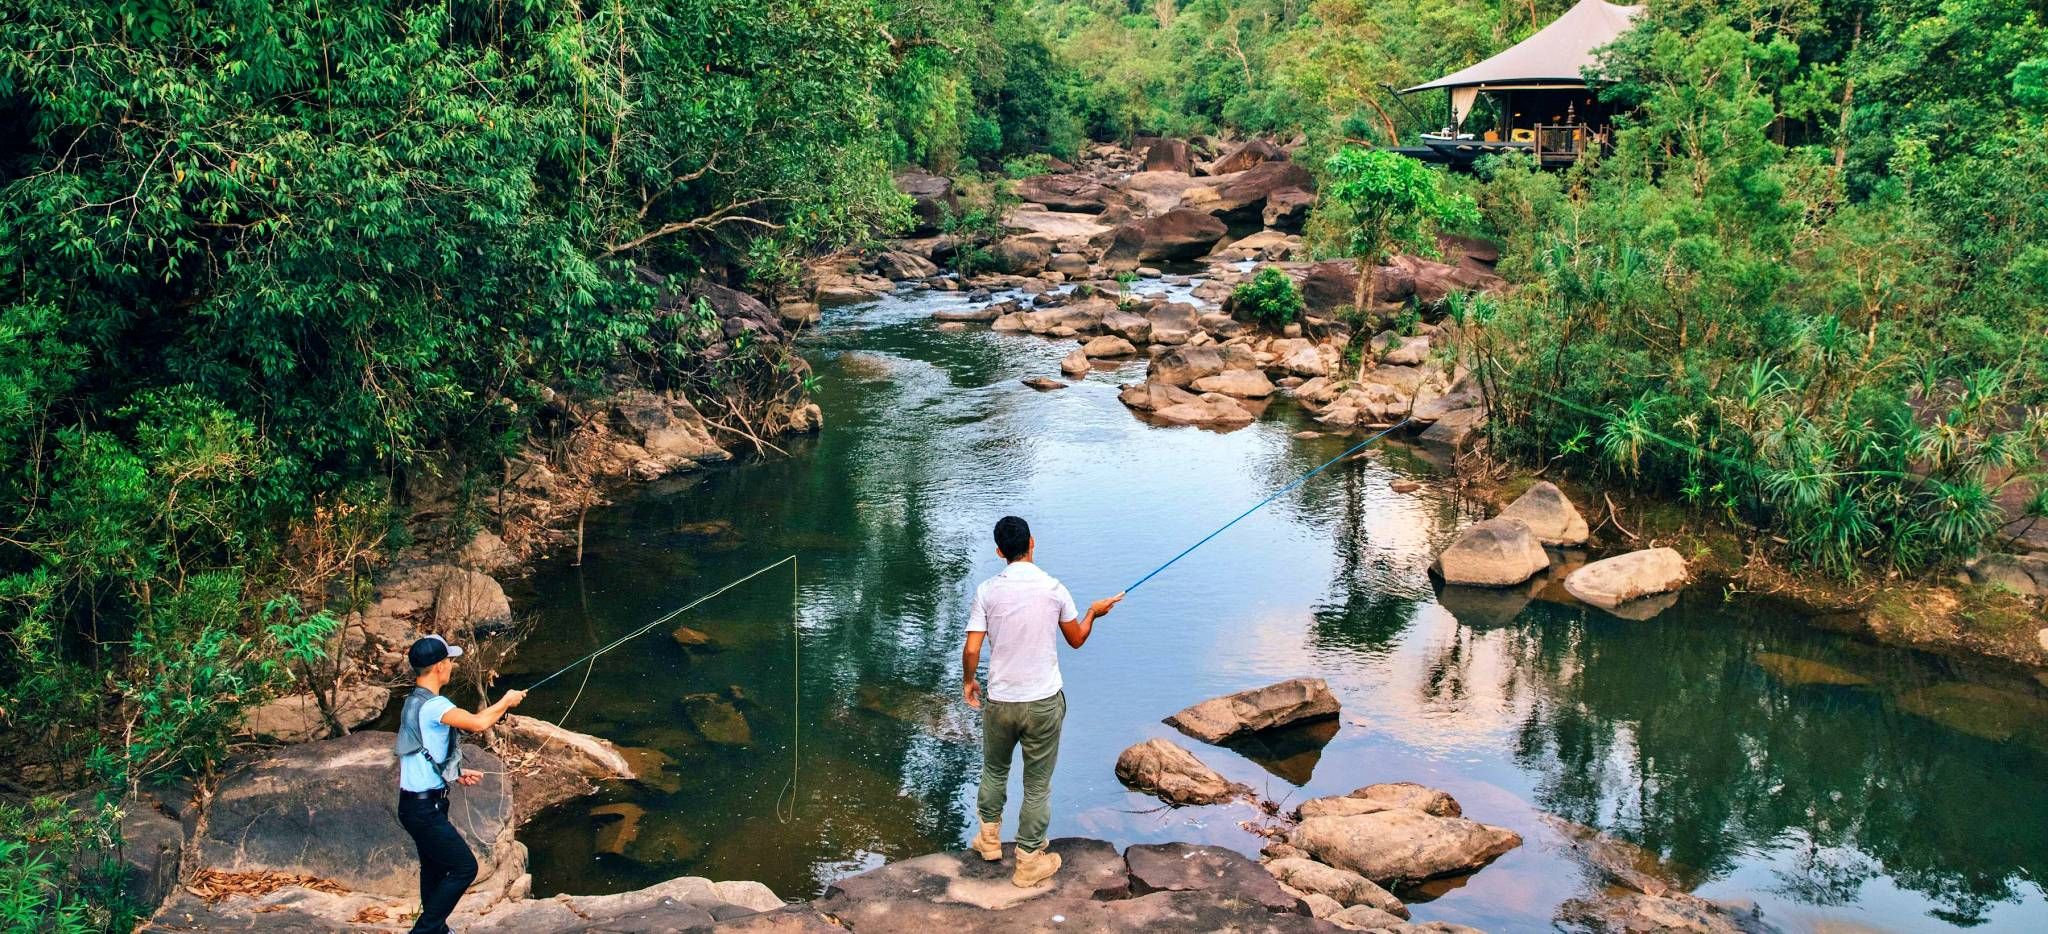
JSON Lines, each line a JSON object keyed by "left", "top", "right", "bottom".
{"left": 1104, "top": 210, "right": 1229, "bottom": 268}
{"left": 494, "top": 715, "right": 636, "bottom": 781}
{"left": 1753, "top": 652, "right": 1871, "bottom": 688}
{"left": 1389, "top": 480, "right": 1421, "bottom": 494}
{"left": 1288, "top": 810, "right": 1522, "bottom": 886}
{"left": 120, "top": 797, "right": 186, "bottom": 913}
{"left": 820, "top": 838, "right": 1130, "bottom": 913}
{"left": 1062, "top": 349, "right": 1091, "bottom": 376}
{"left": 1211, "top": 139, "right": 1285, "bottom": 175}
{"left": 1327, "top": 905, "right": 1409, "bottom": 930}
{"left": 1121, "top": 170, "right": 1205, "bottom": 214}
{"left": 1103, "top": 309, "right": 1154, "bottom": 342}
{"left": 1191, "top": 369, "right": 1277, "bottom": 398}
{"left": 1145, "top": 138, "right": 1194, "bottom": 173}
{"left": 1220, "top": 230, "right": 1301, "bottom": 261}
{"left": 1017, "top": 174, "right": 1125, "bottom": 214}
{"left": 1298, "top": 783, "right": 1460, "bottom": 821}
{"left": 1966, "top": 553, "right": 2048, "bottom": 595}
{"left": 1557, "top": 891, "right": 1755, "bottom": 934}
{"left": 1114, "top": 738, "right": 1251, "bottom": 805}
{"left": 1294, "top": 890, "right": 1343, "bottom": 919}
{"left": 1003, "top": 208, "right": 1116, "bottom": 242}
{"left": 589, "top": 802, "right": 646, "bottom": 855}
{"left": 1372, "top": 332, "right": 1430, "bottom": 366}
{"left": 1181, "top": 162, "right": 1316, "bottom": 222}
{"left": 1151, "top": 393, "right": 1255, "bottom": 428}
{"left": 1119, "top": 381, "right": 1202, "bottom": 413}
{"left": 1564, "top": 547, "right": 1689, "bottom": 610}
{"left": 456, "top": 530, "right": 517, "bottom": 572}
{"left": 432, "top": 567, "right": 513, "bottom": 632}
{"left": 1262, "top": 859, "right": 1406, "bottom": 918}
{"left": 1435, "top": 518, "right": 1550, "bottom": 587}
{"left": 1417, "top": 407, "right": 1485, "bottom": 449}
{"left": 1145, "top": 302, "right": 1204, "bottom": 345}
{"left": 683, "top": 277, "right": 787, "bottom": 345}
{"left": 681, "top": 693, "right": 752, "bottom": 745}
{"left": 196, "top": 732, "right": 518, "bottom": 899}
{"left": 612, "top": 389, "right": 729, "bottom": 465}
{"left": 239, "top": 684, "right": 391, "bottom": 743}
{"left": 1085, "top": 335, "right": 1138, "bottom": 358}
{"left": 1023, "top": 376, "right": 1068, "bottom": 392}
{"left": 1165, "top": 678, "right": 1340, "bottom": 744}
{"left": 1390, "top": 253, "right": 1504, "bottom": 304}
{"left": 1277, "top": 342, "right": 1331, "bottom": 378}
{"left": 876, "top": 250, "right": 940, "bottom": 280}
{"left": 1263, "top": 187, "right": 1313, "bottom": 230}
{"left": 671, "top": 625, "right": 719, "bottom": 649}
{"left": 993, "top": 236, "right": 1053, "bottom": 276}
{"left": 897, "top": 168, "right": 958, "bottom": 235}
{"left": 1498, "top": 481, "right": 1590, "bottom": 546}
{"left": 1125, "top": 843, "right": 1306, "bottom": 914}
{"left": 1148, "top": 345, "right": 1226, "bottom": 387}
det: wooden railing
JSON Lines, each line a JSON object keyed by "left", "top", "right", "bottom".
{"left": 1534, "top": 124, "right": 1591, "bottom": 164}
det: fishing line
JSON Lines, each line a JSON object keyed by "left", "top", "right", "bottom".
{"left": 526, "top": 555, "right": 798, "bottom": 690}
{"left": 1123, "top": 418, "right": 1414, "bottom": 595}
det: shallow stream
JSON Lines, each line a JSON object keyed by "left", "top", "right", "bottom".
{"left": 502, "top": 280, "right": 2048, "bottom": 931}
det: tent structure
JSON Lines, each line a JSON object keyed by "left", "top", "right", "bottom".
{"left": 1398, "top": 0, "right": 1643, "bottom": 164}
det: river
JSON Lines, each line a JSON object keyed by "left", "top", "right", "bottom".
{"left": 497, "top": 278, "right": 2048, "bottom": 932}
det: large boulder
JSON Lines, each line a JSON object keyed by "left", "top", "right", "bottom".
{"left": 1557, "top": 891, "right": 1757, "bottom": 934}
{"left": 1145, "top": 138, "right": 1195, "bottom": 173}
{"left": 896, "top": 168, "right": 958, "bottom": 235}
{"left": 1417, "top": 407, "right": 1486, "bottom": 450}
{"left": 1298, "top": 783, "right": 1461, "bottom": 821}
{"left": 195, "top": 732, "right": 520, "bottom": 900}
{"left": 1119, "top": 381, "right": 1202, "bottom": 413}
{"left": 1114, "top": 738, "right": 1251, "bottom": 806}
{"left": 1165, "top": 677, "right": 1340, "bottom": 745}
{"left": 611, "top": 390, "right": 730, "bottom": 466}
{"left": 433, "top": 568, "right": 512, "bottom": 632}
{"left": 1002, "top": 207, "right": 1116, "bottom": 242}
{"left": 1084, "top": 335, "right": 1139, "bottom": 358}
{"left": 1192, "top": 369, "right": 1277, "bottom": 398}
{"left": 1148, "top": 345, "right": 1226, "bottom": 387}
{"left": 1125, "top": 843, "right": 1306, "bottom": 914}
{"left": 1966, "top": 553, "right": 2048, "bottom": 596}
{"left": 239, "top": 684, "right": 392, "bottom": 743}
{"left": 992, "top": 236, "right": 1053, "bottom": 276}
{"left": 1145, "top": 302, "right": 1204, "bottom": 345}
{"left": 1564, "top": 548, "right": 1689, "bottom": 610}
{"left": 1017, "top": 174, "right": 1125, "bottom": 214}
{"left": 1211, "top": 139, "right": 1285, "bottom": 175}
{"left": 875, "top": 249, "right": 940, "bottom": 281}
{"left": 1151, "top": 393, "right": 1256, "bottom": 428}
{"left": 1181, "top": 162, "right": 1316, "bottom": 222}
{"left": 1103, "top": 309, "right": 1154, "bottom": 342}
{"left": 1287, "top": 810, "right": 1522, "bottom": 886}
{"left": 1263, "top": 187, "right": 1314, "bottom": 231}
{"left": 1262, "top": 859, "right": 1406, "bottom": 917}
{"left": 1104, "top": 210, "right": 1229, "bottom": 267}
{"left": 1434, "top": 518, "right": 1549, "bottom": 587}
{"left": 1390, "top": 254, "right": 1504, "bottom": 304}
{"left": 1121, "top": 171, "right": 1205, "bottom": 215}
{"left": 1498, "top": 481, "right": 1590, "bottom": 546}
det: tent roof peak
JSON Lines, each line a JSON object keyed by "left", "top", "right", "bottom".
{"left": 1402, "top": 0, "right": 1645, "bottom": 94}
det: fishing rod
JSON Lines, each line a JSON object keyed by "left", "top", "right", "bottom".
{"left": 526, "top": 555, "right": 798, "bottom": 691}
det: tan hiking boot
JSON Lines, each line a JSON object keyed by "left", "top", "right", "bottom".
{"left": 971, "top": 821, "right": 1003, "bottom": 861}
{"left": 1012, "top": 845, "right": 1061, "bottom": 887}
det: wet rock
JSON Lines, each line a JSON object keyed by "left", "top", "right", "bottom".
{"left": 1754, "top": 652, "right": 1871, "bottom": 688}
{"left": 1022, "top": 376, "right": 1068, "bottom": 392}
{"left": 681, "top": 693, "right": 752, "bottom": 746}
{"left": 612, "top": 390, "right": 729, "bottom": 465}
{"left": 993, "top": 236, "right": 1053, "bottom": 276}
{"left": 1149, "top": 344, "right": 1226, "bottom": 387}
{"left": 1564, "top": 547, "right": 1689, "bottom": 610}
{"left": 590, "top": 802, "right": 646, "bottom": 855}
{"left": 434, "top": 567, "right": 513, "bottom": 632}
{"left": 897, "top": 168, "right": 959, "bottom": 235}
{"left": 1288, "top": 810, "right": 1522, "bottom": 886}
{"left": 1165, "top": 677, "right": 1340, "bottom": 745}
{"left": 1540, "top": 814, "right": 1694, "bottom": 899}
{"left": 239, "top": 684, "right": 391, "bottom": 743}
{"left": 1390, "top": 480, "right": 1421, "bottom": 494}
{"left": 1893, "top": 681, "right": 2048, "bottom": 743}
{"left": 671, "top": 625, "right": 718, "bottom": 649}
{"left": 1557, "top": 891, "right": 1757, "bottom": 934}
{"left": 1193, "top": 369, "right": 1277, "bottom": 398}
{"left": 196, "top": 732, "right": 518, "bottom": 899}
{"left": 1062, "top": 348, "right": 1091, "bottom": 376}
{"left": 1298, "top": 783, "right": 1460, "bottom": 821}
{"left": 1119, "top": 381, "right": 1202, "bottom": 413}
{"left": 1085, "top": 335, "right": 1139, "bottom": 357}
{"left": 1152, "top": 393, "right": 1255, "bottom": 428}
{"left": 1434, "top": 518, "right": 1549, "bottom": 586}
{"left": 1018, "top": 174, "right": 1126, "bottom": 214}
{"left": 1114, "top": 738, "right": 1251, "bottom": 805}
{"left": 1125, "top": 843, "right": 1307, "bottom": 914}
{"left": 1145, "top": 138, "right": 1195, "bottom": 173}
{"left": 1211, "top": 139, "right": 1286, "bottom": 175}
{"left": 1262, "top": 859, "right": 1406, "bottom": 918}
{"left": 495, "top": 715, "right": 637, "bottom": 781}
{"left": 1499, "top": 481, "right": 1590, "bottom": 546}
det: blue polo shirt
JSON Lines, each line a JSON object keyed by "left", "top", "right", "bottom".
{"left": 399, "top": 694, "right": 457, "bottom": 792}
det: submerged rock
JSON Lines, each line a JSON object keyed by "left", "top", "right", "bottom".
{"left": 1114, "top": 738, "right": 1250, "bottom": 805}
{"left": 1022, "top": 376, "right": 1069, "bottom": 392}
{"left": 1564, "top": 547, "right": 1689, "bottom": 610}
{"left": 681, "top": 693, "right": 752, "bottom": 746}
{"left": 1288, "top": 809, "right": 1521, "bottom": 886}
{"left": 1557, "top": 890, "right": 1760, "bottom": 934}
{"left": 590, "top": 802, "right": 646, "bottom": 855}
{"left": 1498, "top": 481, "right": 1590, "bottom": 546}
{"left": 1434, "top": 518, "right": 1550, "bottom": 587}
{"left": 1165, "top": 677, "right": 1341, "bottom": 744}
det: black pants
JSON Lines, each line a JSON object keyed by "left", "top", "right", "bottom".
{"left": 397, "top": 791, "right": 477, "bottom": 934}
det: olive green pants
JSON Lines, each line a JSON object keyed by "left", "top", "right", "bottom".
{"left": 976, "top": 690, "right": 1066, "bottom": 852}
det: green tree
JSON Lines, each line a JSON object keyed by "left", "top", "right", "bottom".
{"left": 1319, "top": 146, "right": 1475, "bottom": 375}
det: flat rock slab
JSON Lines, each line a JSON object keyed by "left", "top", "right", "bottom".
{"left": 819, "top": 838, "right": 1128, "bottom": 913}
{"left": 1166, "top": 677, "right": 1340, "bottom": 744}
{"left": 818, "top": 889, "right": 1338, "bottom": 934}
{"left": 1563, "top": 547, "right": 1688, "bottom": 610}
{"left": 1263, "top": 858, "right": 1407, "bottom": 917}
{"left": 1288, "top": 810, "right": 1522, "bottom": 886}
{"left": 1125, "top": 842, "right": 1307, "bottom": 914}
{"left": 195, "top": 731, "right": 514, "bottom": 898}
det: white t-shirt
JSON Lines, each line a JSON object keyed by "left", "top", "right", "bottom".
{"left": 967, "top": 561, "right": 1079, "bottom": 703}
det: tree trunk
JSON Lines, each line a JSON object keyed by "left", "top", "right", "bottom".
{"left": 1833, "top": 14, "right": 1863, "bottom": 175}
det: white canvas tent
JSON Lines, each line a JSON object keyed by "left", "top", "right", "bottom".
{"left": 1402, "top": 0, "right": 1644, "bottom": 127}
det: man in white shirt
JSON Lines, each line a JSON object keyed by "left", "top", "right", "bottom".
{"left": 962, "top": 515, "right": 1121, "bottom": 887}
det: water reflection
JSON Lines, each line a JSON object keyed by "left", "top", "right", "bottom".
{"left": 506, "top": 285, "right": 2048, "bottom": 931}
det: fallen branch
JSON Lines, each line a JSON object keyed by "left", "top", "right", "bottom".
{"left": 1604, "top": 492, "right": 1639, "bottom": 541}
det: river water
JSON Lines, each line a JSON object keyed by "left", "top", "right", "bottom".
{"left": 500, "top": 280, "right": 2048, "bottom": 932}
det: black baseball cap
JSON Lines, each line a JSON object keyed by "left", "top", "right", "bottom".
{"left": 407, "top": 634, "right": 465, "bottom": 670}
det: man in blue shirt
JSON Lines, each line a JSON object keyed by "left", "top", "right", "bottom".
{"left": 396, "top": 635, "right": 524, "bottom": 934}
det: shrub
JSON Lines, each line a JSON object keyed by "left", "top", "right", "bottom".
{"left": 1230, "top": 267, "right": 1305, "bottom": 328}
